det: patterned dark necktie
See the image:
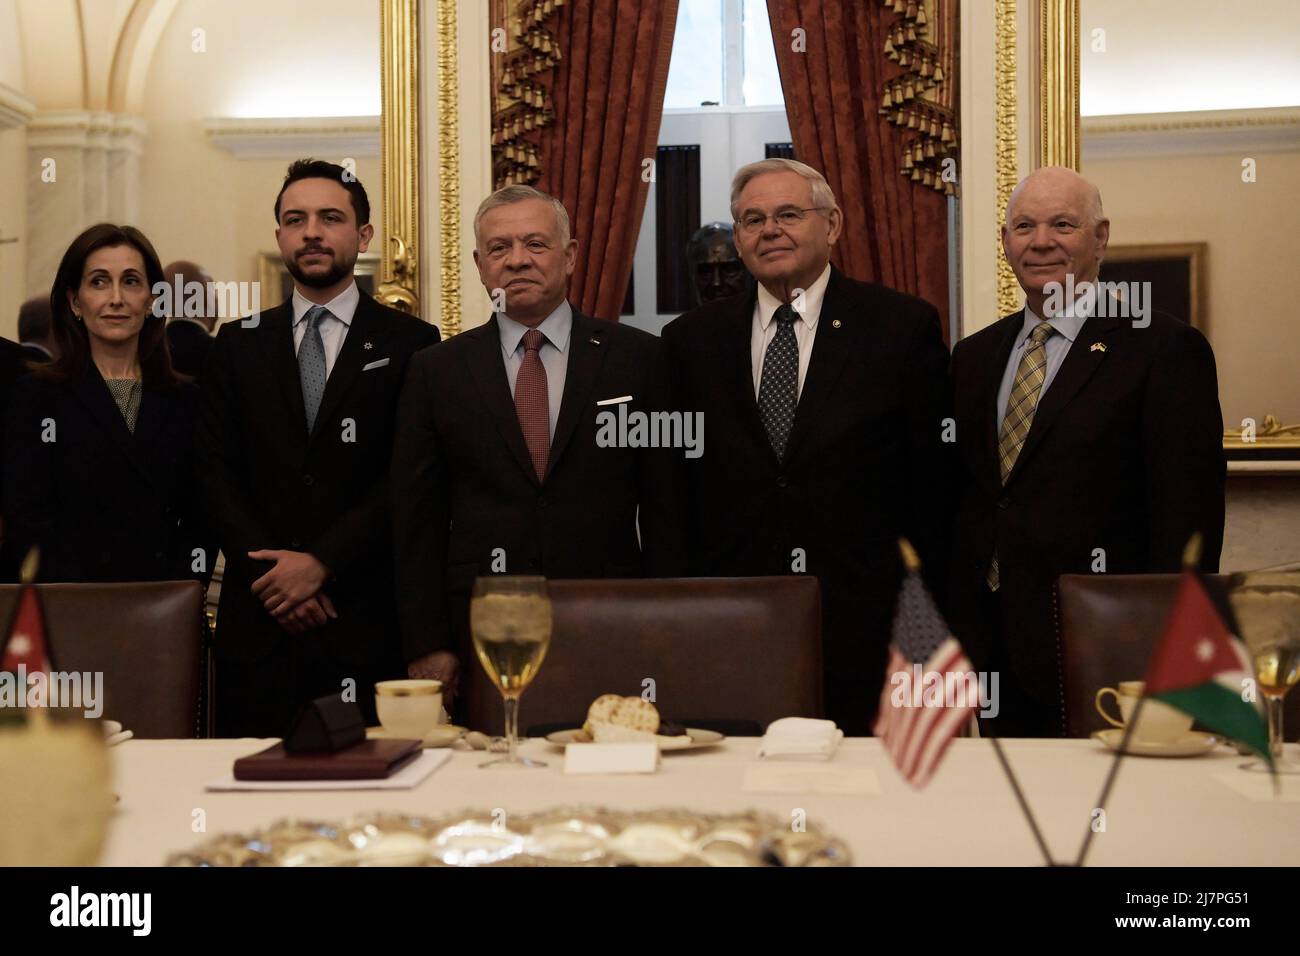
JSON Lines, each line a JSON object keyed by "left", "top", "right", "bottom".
{"left": 758, "top": 303, "right": 799, "bottom": 461}
{"left": 987, "top": 320, "right": 1056, "bottom": 590}
{"left": 514, "top": 328, "right": 550, "bottom": 481}
{"left": 298, "top": 305, "right": 330, "bottom": 433}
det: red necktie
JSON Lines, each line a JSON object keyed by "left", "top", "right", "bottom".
{"left": 514, "top": 328, "right": 550, "bottom": 481}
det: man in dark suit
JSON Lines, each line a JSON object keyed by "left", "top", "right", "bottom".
{"left": 17, "top": 297, "right": 56, "bottom": 365}
{"left": 0, "top": 336, "right": 31, "bottom": 580}
{"left": 196, "top": 159, "right": 440, "bottom": 737}
{"left": 162, "top": 260, "right": 215, "bottom": 382}
{"left": 949, "top": 166, "right": 1225, "bottom": 737}
{"left": 392, "top": 185, "right": 688, "bottom": 707}
{"left": 662, "top": 159, "right": 953, "bottom": 735}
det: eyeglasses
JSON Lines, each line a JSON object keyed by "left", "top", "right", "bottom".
{"left": 736, "top": 207, "right": 829, "bottom": 236}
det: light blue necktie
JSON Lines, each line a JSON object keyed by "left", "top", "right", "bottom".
{"left": 298, "top": 305, "right": 330, "bottom": 433}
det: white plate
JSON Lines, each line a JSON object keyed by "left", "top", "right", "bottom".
{"left": 367, "top": 725, "right": 465, "bottom": 749}
{"left": 1092, "top": 729, "right": 1221, "bottom": 757}
{"left": 545, "top": 728, "right": 725, "bottom": 752}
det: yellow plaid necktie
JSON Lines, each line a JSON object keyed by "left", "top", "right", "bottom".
{"left": 988, "top": 321, "right": 1056, "bottom": 590}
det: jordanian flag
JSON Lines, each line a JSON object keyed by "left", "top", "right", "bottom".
{"left": 1143, "top": 561, "right": 1271, "bottom": 768}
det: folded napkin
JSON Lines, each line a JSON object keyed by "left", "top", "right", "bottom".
{"left": 757, "top": 717, "right": 843, "bottom": 760}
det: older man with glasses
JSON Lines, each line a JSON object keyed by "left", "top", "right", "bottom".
{"left": 662, "top": 158, "right": 954, "bottom": 735}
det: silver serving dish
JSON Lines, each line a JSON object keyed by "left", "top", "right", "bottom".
{"left": 166, "top": 807, "right": 851, "bottom": 867}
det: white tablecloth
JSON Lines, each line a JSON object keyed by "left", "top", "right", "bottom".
{"left": 101, "top": 737, "right": 1299, "bottom": 866}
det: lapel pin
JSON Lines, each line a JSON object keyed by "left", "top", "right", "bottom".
{"left": 590, "top": 336, "right": 601, "bottom": 346}
{"left": 1090, "top": 342, "right": 1106, "bottom": 353}
{"left": 832, "top": 319, "right": 842, "bottom": 329}
{"left": 364, "top": 341, "right": 373, "bottom": 350}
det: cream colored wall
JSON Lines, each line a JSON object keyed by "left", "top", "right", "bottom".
{"left": 136, "top": 0, "right": 383, "bottom": 309}
{"left": 0, "top": 0, "right": 27, "bottom": 339}
{"left": 1082, "top": 149, "right": 1300, "bottom": 427}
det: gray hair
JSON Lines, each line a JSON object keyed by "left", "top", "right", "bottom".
{"left": 473, "top": 185, "right": 571, "bottom": 245}
{"left": 730, "top": 158, "right": 838, "bottom": 220}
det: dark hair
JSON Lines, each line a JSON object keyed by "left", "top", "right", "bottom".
{"left": 43, "top": 223, "right": 180, "bottom": 390}
{"left": 17, "top": 296, "right": 52, "bottom": 342}
{"left": 274, "top": 159, "right": 370, "bottom": 225}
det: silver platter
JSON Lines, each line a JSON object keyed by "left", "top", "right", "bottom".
{"left": 166, "top": 807, "right": 851, "bottom": 867}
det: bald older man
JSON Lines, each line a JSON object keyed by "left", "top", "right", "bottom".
{"left": 948, "top": 167, "right": 1226, "bottom": 737}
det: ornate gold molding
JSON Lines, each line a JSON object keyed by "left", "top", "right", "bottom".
{"left": 378, "top": 0, "right": 421, "bottom": 316}
{"left": 1224, "top": 416, "right": 1300, "bottom": 451}
{"left": 436, "top": 0, "right": 462, "bottom": 338}
{"left": 994, "top": 0, "right": 1019, "bottom": 316}
{"left": 1037, "top": 0, "right": 1079, "bottom": 169}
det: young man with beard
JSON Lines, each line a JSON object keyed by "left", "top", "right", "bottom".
{"left": 195, "top": 159, "right": 441, "bottom": 737}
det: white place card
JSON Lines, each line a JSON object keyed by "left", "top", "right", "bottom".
{"left": 564, "top": 742, "right": 660, "bottom": 775}
{"left": 742, "top": 763, "right": 881, "bottom": 796}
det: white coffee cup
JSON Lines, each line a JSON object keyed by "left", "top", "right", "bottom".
{"left": 1095, "top": 680, "right": 1193, "bottom": 744}
{"left": 375, "top": 679, "right": 443, "bottom": 739}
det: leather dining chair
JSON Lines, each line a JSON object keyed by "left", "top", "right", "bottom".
{"left": 1056, "top": 573, "right": 1299, "bottom": 740}
{"left": 0, "top": 581, "right": 208, "bottom": 738}
{"left": 459, "top": 576, "right": 824, "bottom": 737}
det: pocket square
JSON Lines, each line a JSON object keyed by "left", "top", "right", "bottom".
{"left": 362, "top": 358, "right": 390, "bottom": 371}
{"left": 596, "top": 394, "right": 633, "bottom": 406}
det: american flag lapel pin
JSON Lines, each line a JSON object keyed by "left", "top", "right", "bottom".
{"left": 1090, "top": 342, "right": 1106, "bottom": 352}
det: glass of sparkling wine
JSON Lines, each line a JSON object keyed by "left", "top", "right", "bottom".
{"left": 470, "top": 576, "right": 553, "bottom": 769}
{"left": 1249, "top": 638, "right": 1300, "bottom": 774}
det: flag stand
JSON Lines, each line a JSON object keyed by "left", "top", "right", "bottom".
{"left": 1073, "top": 695, "right": 1147, "bottom": 867}
{"left": 986, "top": 734, "right": 1058, "bottom": 866}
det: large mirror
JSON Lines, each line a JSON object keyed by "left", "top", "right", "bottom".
{"left": 0, "top": 0, "right": 384, "bottom": 340}
{"left": 1079, "top": 0, "right": 1300, "bottom": 569}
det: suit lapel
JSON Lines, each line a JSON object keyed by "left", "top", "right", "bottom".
{"left": 724, "top": 288, "right": 776, "bottom": 466}
{"left": 981, "top": 312, "right": 1024, "bottom": 489}
{"left": 68, "top": 367, "right": 156, "bottom": 489}
{"left": 546, "top": 311, "right": 608, "bottom": 481}
{"left": 308, "top": 293, "right": 391, "bottom": 447}
{"left": 1004, "top": 310, "right": 1122, "bottom": 486}
{"left": 462, "top": 317, "right": 541, "bottom": 487}
{"left": 783, "top": 269, "right": 853, "bottom": 465}
{"left": 265, "top": 302, "right": 307, "bottom": 438}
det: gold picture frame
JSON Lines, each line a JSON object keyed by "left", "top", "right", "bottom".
{"left": 1099, "top": 242, "right": 1207, "bottom": 332}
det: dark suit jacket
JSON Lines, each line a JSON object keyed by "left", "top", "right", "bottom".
{"left": 662, "top": 267, "right": 954, "bottom": 730}
{"left": 0, "top": 338, "right": 34, "bottom": 579}
{"left": 948, "top": 307, "right": 1226, "bottom": 732}
{"left": 166, "top": 319, "right": 214, "bottom": 382}
{"left": 3, "top": 366, "right": 206, "bottom": 583}
{"left": 195, "top": 292, "right": 440, "bottom": 671}
{"left": 19, "top": 343, "right": 52, "bottom": 366}
{"left": 392, "top": 308, "right": 689, "bottom": 664}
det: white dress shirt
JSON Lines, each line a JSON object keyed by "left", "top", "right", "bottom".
{"left": 498, "top": 301, "right": 573, "bottom": 441}
{"left": 292, "top": 281, "right": 360, "bottom": 378}
{"left": 751, "top": 263, "right": 832, "bottom": 398}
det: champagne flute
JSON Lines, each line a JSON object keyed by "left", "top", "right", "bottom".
{"left": 469, "top": 576, "right": 552, "bottom": 769}
{"left": 1247, "top": 638, "right": 1300, "bottom": 774}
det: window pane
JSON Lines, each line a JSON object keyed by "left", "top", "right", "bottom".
{"left": 742, "top": 0, "right": 784, "bottom": 106}
{"left": 663, "top": 0, "right": 724, "bottom": 108}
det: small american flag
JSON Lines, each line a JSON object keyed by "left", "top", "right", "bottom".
{"left": 873, "top": 543, "right": 977, "bottom": 788}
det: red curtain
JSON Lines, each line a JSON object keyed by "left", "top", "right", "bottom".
{"left": 537, "top": 0, "right": 679, "bottom": 321}
{"left": 766, "top": 0, "right": 951, "bottom": 339}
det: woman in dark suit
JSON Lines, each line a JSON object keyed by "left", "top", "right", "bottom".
{"left": 4, "top": 223, "right": 209, "bottom": 584}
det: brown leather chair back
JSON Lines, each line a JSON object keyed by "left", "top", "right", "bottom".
{"left": 460, "top": 577, "right": 823, "bottom": 736}
{"left": 1057, "top": 574, "right": 1299, "bottom": 739}
{"left": 0, "top": 581, "right": 207, "bottom": 738}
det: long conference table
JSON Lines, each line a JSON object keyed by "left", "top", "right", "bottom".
{"left": 102, "top": 736, "right": 1297, "bottom": 866}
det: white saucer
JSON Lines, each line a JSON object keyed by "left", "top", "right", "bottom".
{"left": 1092, "top": 729, "right": 1221, "bottom": 757}
{"left": 367, "top": 725, "right": 465, "bottom": 748}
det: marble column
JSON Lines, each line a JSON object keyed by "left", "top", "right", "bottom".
{"left": 25, "top": 110, "right": 147, "bottom": 297}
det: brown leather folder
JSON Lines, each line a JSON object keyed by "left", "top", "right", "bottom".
{"left": 233, "top": 739, "right": 422, "bottom": 781}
